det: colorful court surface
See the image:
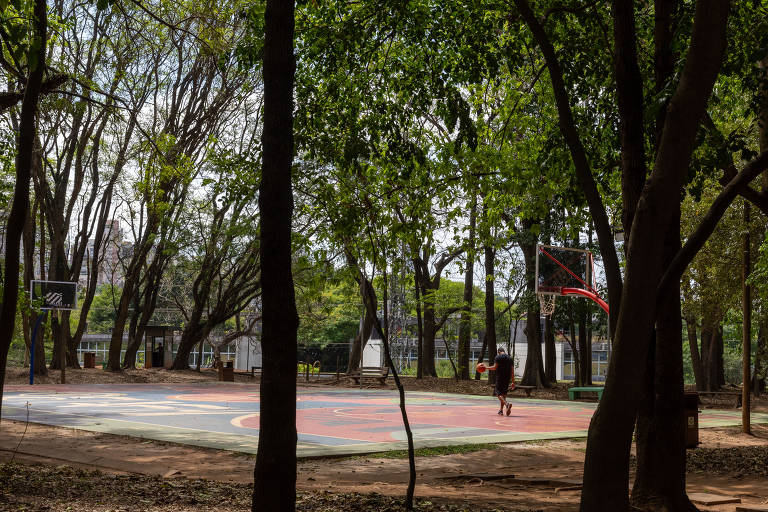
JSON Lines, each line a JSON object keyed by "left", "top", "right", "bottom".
{"left": 3, "top": 383, "right": 765, "bottom": 458}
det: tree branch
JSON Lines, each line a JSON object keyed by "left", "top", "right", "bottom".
{"left": 0, "top": 72, "right": 68, "bottom": 114}
{"left": 658, "top": 149, "right": 768, "bottom": 298}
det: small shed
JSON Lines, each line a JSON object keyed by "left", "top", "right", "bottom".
{"left": 144, "top": 325, "right": 180, "bottom": 369}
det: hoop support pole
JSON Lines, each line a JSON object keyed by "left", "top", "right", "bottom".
{"left": 561, "top": 287, "right": 609, "bottom": 314}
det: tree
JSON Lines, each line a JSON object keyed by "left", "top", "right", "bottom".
{"left": 251, "top": 0, "right": 299, "bottom": 510}
{"left": 0, "top": 0, "right": 47, "bottom": 419}
{"left": 105, "top": 1, "right": 254, "bottom": 370}
{"left": 168, "top": 155, "right": 262, "bottom": 370}
{"left": 510, "top": 0, "right": 768, "bottom": 509}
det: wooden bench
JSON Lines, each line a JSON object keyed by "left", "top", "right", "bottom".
{"left": 568, "top": 386, "right": 604, "bottom": 400}
{"left": 697, "top": 390, "right": 742, "bottom": 408}
{"left": 250, "top": 366, "right": 262, "bottom": 377}
{"left": 509, "top": 384, "right": 535, "bottom": 397}
{"left": 347, "top": 366, "right": 389, "bottom": 385}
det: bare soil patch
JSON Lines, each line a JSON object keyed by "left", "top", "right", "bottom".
{"left": 3, "top": 367, "right": 768, "bottom": 511}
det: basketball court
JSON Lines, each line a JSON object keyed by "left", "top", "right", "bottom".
{"left": 3, "top": 383, "right": 765, "bottom": 458}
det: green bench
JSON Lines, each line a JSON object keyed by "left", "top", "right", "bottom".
{"left": 568, "top": 386, "right": 604, "bottom": 400}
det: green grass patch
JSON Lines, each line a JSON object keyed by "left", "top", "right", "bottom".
{"left": 365, "top": 443, "right": 500, "bottom": 459}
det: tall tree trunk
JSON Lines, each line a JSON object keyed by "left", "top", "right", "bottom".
{"left": 701, "top": 317, "right": 720, "bottom": 391}
{"left": 756, "top": 323, "right": 766, "bottom": 397}
{"left": 580, "top": 2, "right": 730, "bottom": 507}
{"left": 106, "top": 249, "right": 146, "bottom": 370}
{"left": 174, "top": 324, "right": 211, "bottom": 371}
{"left": 357, "top": 270, "right": 417, "bottom": 508}
{"left": 348, "top": 308, "right": 373, "bottom": 374}
{"left": 578, "top": 316, "right": 590, "bottom": 385}
{"left": 512, "top": 0, "right": 623, "bottom": 343}
{"left": 457, "top": 201, "right": 476, "bottom": 380}
{"left": 0, "top": 0, "right": 47, "bottom": 419}
{"left": 519, "top": 220, "right": 545, "bottom": 387}
{"left": 121, "top": 285, "right": 142, "bottom": 368}
{"left": 544, "top": 315, "right": 556, "bottom": 383}
{"left": 567, "top": 299, "right": 582, "bottom": 385}
{"left": 474, "top": 330, "right": 486, "bottom": 380}
{"left": 23, "top": 197, "right": 46, "bottom": 376}
{"left": 755, "top": 58, "right": 768, "bottom": 396}
{"left": 631, "top": 195, "right": 693, "bottom": 510}
{"left": 717, "top": 324, "right": 725, "bottom": 388}
{"left": 414, "top": 269, "right": 424, "bottom": 379}
{"left": 484, "top": 245, "right": 498, "bottom": 385}
{"left": 252, "top": 1, "right": 298, "bottom": 510}
{"left": 742, "top": 200, "right": 752, "bottom": 433}
{"left": 686, "top": 317, "right": 704, "bottom": 391}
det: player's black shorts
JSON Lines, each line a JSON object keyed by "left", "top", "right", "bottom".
{"left": 494, "top": 379, "right": 510, "bottom": 397}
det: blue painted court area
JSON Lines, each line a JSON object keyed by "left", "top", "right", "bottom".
{"left": 3, "top": 383, "right": 765, "bottom": 458}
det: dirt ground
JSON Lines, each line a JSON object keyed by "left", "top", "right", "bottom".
{"left": 2, "top": 367, "right": 768, "bottom": 511}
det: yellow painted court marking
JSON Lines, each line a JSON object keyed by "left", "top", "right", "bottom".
{"left": 231, "top": 413, "right": 259, "bottom": 428}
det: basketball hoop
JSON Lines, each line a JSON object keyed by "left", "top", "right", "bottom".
{"left": 538, "top": 293, "right": 556, "bottom": 316}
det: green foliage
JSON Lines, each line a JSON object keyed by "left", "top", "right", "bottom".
{"left": 295, "top": 266, "right": 361, "bottom": 346}
{"left": 87, "top": 285, "right": 121, "bottom": 334}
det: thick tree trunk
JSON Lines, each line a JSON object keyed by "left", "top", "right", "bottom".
{"left": 631, "top": 198, "right": 694, "bottom": 511}
{"left": 522, "top": 308, "right": 545, "bottom": 387}
{"left": 580, "top": 1, "right": 730, "bottom": 507}
{"left": 0, "top": 0, "right": 46, "bottom": 419}
{"left": 348, "top": 309, "right": 373, "bottom": 374}
{"left": 701, "top": 318, "right": 720, "bottom": 391}
{"left": 252, "top": 1, "right": 298, "bottom": 510}
{"left": 173, "top": 324, "right": 210, "bottom": 371}
{"left": 422, "top": 301, "right": 438, "bottom": 377}
{"left": 106, "top": 255, "right": 144, "bottom": 370}
{"left": 412, "top": 252, "right": 461, "bottom": 378}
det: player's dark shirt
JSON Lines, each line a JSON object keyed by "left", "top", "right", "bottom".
{"left": 494, "top": 353, "right": 512, "bottom": 383}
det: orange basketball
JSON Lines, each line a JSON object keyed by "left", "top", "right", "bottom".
{"left": 476, "top": 363, "right": 486, "bottom": 373}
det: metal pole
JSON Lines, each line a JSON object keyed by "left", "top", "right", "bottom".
{"left": 59, "top": 311, "right": 66, "bottom": 385}
{"left": 29, "top": 312, "right": 45, "bottom": 385}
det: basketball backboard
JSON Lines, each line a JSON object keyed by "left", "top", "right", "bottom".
{"left": 535, "top": 245, "right": 594, "bottom": 295}
{"left": 31, "top": 280, "right": 78, "bottom": 310}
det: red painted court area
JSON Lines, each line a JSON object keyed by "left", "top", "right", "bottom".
{"left": 3, "top": 384, "right": 763, "bottom": 457}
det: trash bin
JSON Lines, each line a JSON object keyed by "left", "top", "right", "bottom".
{"left": 684, "top": 391, "right": 699, "bottom": 448}
{"left": 83, "top": 352, "right": 96, "bottom": 368}
{"left": 218, "top": 360, "right": 234, "bottom": 382}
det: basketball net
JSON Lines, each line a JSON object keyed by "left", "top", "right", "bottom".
{"left": 538, "top": 293, "right": 556, "bottom": 317}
